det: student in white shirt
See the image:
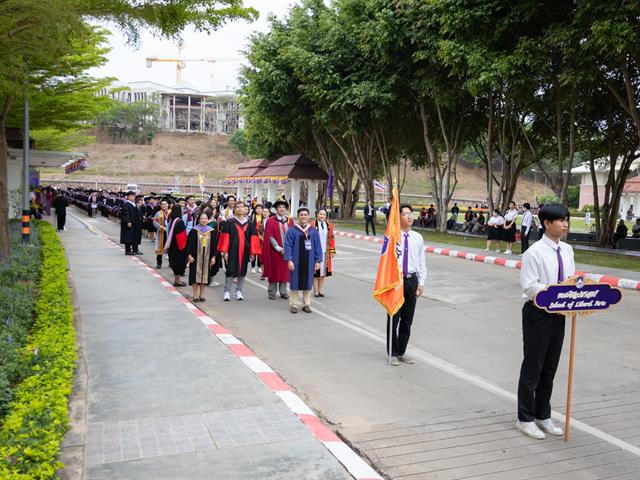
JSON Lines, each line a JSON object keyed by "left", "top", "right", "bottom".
{"left": 387, "top": 204, "right": 427, "bottom": 366}
{"left": 484, "top": 208, "right": 504, "bottom": 252}
{"left": 520, "top": 202, "right": 534, "bottom": 254}
{"left": 502, "top": 201, "right": 519, "bottom": 254}
{"left": 517, "top": 204, "right": 575, "bottom": 440}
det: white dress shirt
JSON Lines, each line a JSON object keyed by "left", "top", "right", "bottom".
{"left": 504, "top": 208, "right": 519, "bottom": 225}
{"left": 520, "top": 234, "right": 576, "bottom": 300}
{"left": 521, "top": 210, "right": 533, "bottom": 235}
{"left": 397, "top": 229, "right": 428, "bottom": 287}
{"left": 487, "top": 215, "right": 504, "bottom": 227}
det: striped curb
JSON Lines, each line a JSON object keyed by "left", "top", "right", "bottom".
{"left": 334, "top": 230, "right": 640, "bottom": 292}
{"left": 80, "top": 217, "right": 383, "bottom": 480}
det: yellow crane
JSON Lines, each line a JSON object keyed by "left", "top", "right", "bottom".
{"left": 145, "top": 42, "right": 241, "bottom": 85}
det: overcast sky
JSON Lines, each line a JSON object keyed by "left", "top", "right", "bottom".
{"left": 90, "top": 0, "right": 299, "bottom": 92}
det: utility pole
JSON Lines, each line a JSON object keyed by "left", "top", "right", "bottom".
{"left": 21, "top": 73, "right": 30, "bottom": 244}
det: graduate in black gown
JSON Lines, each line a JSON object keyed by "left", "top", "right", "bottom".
{"left": 217, "top": 200, "right": 261, "bottom": 301}
{"left": 120, "top": 191, "right": 143, "bottom": 255}
{"left": 52, "top": 191, "right": 69, "bottom": 231}
{"left": 165, "top": 204, "right": 188, "bottom": 286}
{"left": 187, "top": 212, "right": 217, "bottom": 302}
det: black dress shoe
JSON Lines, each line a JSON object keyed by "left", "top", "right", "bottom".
{"left": 125, "top": 252, "right": 135, "bottom": 256}
{"left": 133, "top": 251, "right": 143, "bottom": 255}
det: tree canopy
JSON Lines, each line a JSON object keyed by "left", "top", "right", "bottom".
{"left": 240, "top": 0, "right": 640, "bottom": 243}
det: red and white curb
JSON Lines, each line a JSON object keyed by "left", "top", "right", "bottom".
{"left": 335, "top": 230, "right": 640, "bottom": 291}
{"left": 82, "top": 219, "right": 382, "bottom": 480}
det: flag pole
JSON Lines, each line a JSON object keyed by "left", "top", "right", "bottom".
{"left": 388, "top": 178, "right": 398, "bottom": 366}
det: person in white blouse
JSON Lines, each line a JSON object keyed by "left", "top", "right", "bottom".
{"left": 502, "top": 201, "right": 519, "bottom": 254}
{"left": 517, "top": 204, "right": 575, "bottom": 441}
{"left": 520, "top": 202, "right": 534, "bottom": 254}
{"left": 484, "top": 208, "right": 504, "bottom": 252}
{"left": 387, "top": 204, "right": 428, "bottom": 366}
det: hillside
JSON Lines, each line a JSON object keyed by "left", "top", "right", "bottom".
{"left": 42, "top": 132, "right": 553, "bottom": 202}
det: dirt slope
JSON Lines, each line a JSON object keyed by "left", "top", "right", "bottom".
{"left": 42, "top": 132, "right": 552, "bottom": 202}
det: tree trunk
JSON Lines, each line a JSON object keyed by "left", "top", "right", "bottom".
{"left": 0, "top": 95, "right": 13, "bottom": 261}
{"left": 485, "top": 94, "right": 495, "bottom": 212}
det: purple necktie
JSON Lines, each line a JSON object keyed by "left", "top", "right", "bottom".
{"left": 403, "top": 233, "right": 409, "bottom": 276}
{"left": 557, "top": 246, "right": 564, "bottom": 283}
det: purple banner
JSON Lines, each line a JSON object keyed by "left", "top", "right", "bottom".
{"left": 327, "top": 169, "right": 333, "bottom": 198}
{"left": 535, "top": 281, "right": 622, "bottom": 313}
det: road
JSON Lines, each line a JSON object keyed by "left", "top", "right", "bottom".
{"left": 71, "top": 210, "right": 640, "bottom": 479}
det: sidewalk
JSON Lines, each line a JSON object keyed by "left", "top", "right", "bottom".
{"left": 57, "top": 213, "right": 358, "bottom": 479}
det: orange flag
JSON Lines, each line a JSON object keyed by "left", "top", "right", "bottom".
{"left": 372, "top": 187, "right": 404, "bottom": 316}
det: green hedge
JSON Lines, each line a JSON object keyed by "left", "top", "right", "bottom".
{"left": 0, "top": 221, "right": 76, "bottom": 479}
{"left": 0, "top": 223, "right": 42, "bottom": 419}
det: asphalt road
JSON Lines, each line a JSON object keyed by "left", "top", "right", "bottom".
{"left": 75, "top": 210, "right": 640, "bottom": 480}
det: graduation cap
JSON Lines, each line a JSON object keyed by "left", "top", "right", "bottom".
{"left": 272, "top": 200, "right": 289, "bottom": 209}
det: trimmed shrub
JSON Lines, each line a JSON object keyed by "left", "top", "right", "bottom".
{"left": 0, "top": 221, "right": 76, "bottom": 479}
{"left": 0, "top": 222, "right": 42, "bottom": 419}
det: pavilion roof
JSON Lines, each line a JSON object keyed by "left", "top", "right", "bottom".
{"left": 255, "top": 154, "right": 327, "bottom": 181}
{"left": 623, "top": 176, "right": 640, "bottom": 194}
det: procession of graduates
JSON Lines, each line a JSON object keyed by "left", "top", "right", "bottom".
{"left": 118, "top": 190, "right": 336, "bottom": 312}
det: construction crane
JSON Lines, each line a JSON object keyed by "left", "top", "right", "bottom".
{"left": 145, "top": 42, "right": 241, "bottom": 85}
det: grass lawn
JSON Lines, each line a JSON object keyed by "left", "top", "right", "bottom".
{"left": 333, "top": 219, "right": 640, "bottom": 274}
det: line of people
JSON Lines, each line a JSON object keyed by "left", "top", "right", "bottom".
{"left": 114, "top": 191, "right": 337, "bottom": 313}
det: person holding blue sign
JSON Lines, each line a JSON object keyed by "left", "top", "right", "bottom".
{"left": 517, "top": 204, "right": 576, "bottom": 440}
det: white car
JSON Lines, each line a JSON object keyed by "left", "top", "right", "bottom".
{"left": 125, "top": 183, "right": 141, "bottom": 194}
{"left": 161, "top": 187, "right": 179, "bottom": 195}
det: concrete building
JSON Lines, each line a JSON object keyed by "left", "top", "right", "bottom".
{"left": 104, "top": 81, "right": 242, "bottom": 135}
{"left": 572, "top": 159, "right": 640, "bottom": 218}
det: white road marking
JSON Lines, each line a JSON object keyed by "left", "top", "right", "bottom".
{"left": 244, "top": 276, "right": 640, "bottom": 458}
{"left": 323, "top": 441, "right": 383, "bottom": 480}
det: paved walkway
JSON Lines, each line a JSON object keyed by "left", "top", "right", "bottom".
{"left": 57, "top": 213, "right": 360, "bottom": 479}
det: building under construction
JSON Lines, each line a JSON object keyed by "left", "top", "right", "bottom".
{"left": 106, "top": 81, "right": 242, "bottom": 135}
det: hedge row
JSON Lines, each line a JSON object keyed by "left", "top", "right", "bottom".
{"left": 0, "top": 223, "right": 42, "bottom": 419}
{"left": 0, "top": 221, "right": 76, "bottom": 479}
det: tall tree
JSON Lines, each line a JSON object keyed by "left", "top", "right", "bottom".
{"left": 0, "top": 0, "right": 258, "bottom": 259}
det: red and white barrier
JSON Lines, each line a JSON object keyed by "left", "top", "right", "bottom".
{"left": 334, "top": 230, "right": 640, "bottom": 292}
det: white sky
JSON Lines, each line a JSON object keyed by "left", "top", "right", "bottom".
{"left": 90, "top": 0, "right": 299, "bottom": 92}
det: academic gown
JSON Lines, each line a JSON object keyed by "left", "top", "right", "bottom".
{"left": 284, "top": 225, "right": 323, "bottom": 291}
{"left": 262, "top": 216, "right": 291, "bottom": 282}
{"left": 120, "top": 202, "right": 143, "bottom": 245}
{"left": 311, "top": 220, "right": 336, "bottom": 278}
{"left": 166, "top": 218, "right": 188, "bottom": 276}
{"left": 217, "top": 218, "right": 261, "bottom": 278}
{"left": 187, "top": 227, "right": 217, "bottom": 285}
{"left": 206, "top": 220, "right": 222, "bottom": 277}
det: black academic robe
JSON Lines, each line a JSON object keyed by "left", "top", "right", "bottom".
{"left": 53, "top": 195, "right": 68, "bottom": 215}
{"left": 167, "top": 218, "right": 188, "bottom": 276}
{"left": 187, "top": 228, "right": 217, "bottom": 286}
{"left": 217, "top": 218, "right": 261, "bottom": 278}
{"left": 120, "top": 202, "right": 143, "bottom": 245}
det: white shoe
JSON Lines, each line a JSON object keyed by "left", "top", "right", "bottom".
{"left": 483, "top": 248, "right": 489, "bottom": 251}
{"left": 516, "top": 421, "right": 545, "bottom": 440}
{"left": 495, "top": 249, "right": 501, "bottom": 253}
{"left": 212, "top": 281, "right": 220, "bottom": 287}
{"left": 251, "top": 267, "right": 257, "bottom": 274}
{"left": 504, "top": 249, "right": 512, "bottom": 255}
{"left": 536, "top": 418, "right": 563, "bottom": 436}
{"left": 223, "top": 292, "right": 230, "bottom": 302}
{"left": 235, "top": 291, "right": 244, "bottom": 301}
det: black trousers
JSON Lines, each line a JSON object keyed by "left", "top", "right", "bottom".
{"left": 365, "top": 217, "right": 376, "bottom": 236}
{"left": 386, "top": 274, "right": 418, "bottom": 357}
{"left": 56, "top": 213, "right": 66, "bottom": 231}
{"left": 517, "top": 302, "right": 565, "bottom": 422}
{"left": 156, "top": 254, "right": 163, "bottom": 267}
{"left": 521, "top": 226, "right": 530, "bottom": 253}
{"left": 124, "top": 243, "right": 139, "bottom": 254}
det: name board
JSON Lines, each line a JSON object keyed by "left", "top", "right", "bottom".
{"left": 534, "top": 277, "right": 622, "bottom": 314}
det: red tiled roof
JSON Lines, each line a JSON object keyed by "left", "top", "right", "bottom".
{"left": 624, "top": 176, "right": 640, "bottom": 194}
